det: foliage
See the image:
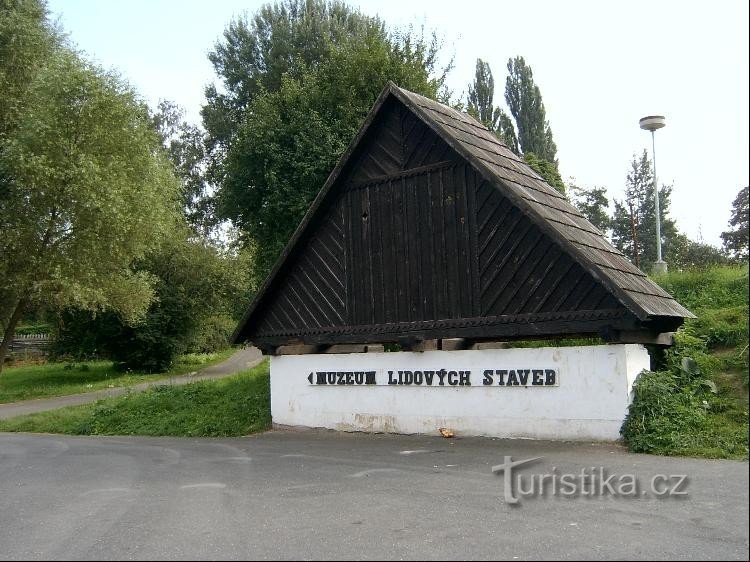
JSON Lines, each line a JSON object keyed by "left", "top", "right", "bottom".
{"left": 523, "top": 152, "right": 565, "bottom": 196}
{"left": 652, "top": 265, "right": 748, "bottom": 312}
{"left": 504, "top": 56, "right": 557, "bottom": 165}
{"left": 0, "top": 4, "right": 182, "bottom": 370}
{"left": 53, "top": 237, "right": 254, "bottom": 372}
{"left": 15, "top": 322, "right": 51, "bottom": 336}
{"left": 0, "top": 0, "right": 57, "bottom": 134}
{"left": 621, "top": 265, "right": 749, "bottom": 459}
{"left": 569, "top": 184, "right": 611, "bottom": 234}
{"left": 611, "top": 150, "right": 680, "bottom": 270}
{"left": 211, "top": 1, "right": 448, "bottom": 279}
{"left": 467, "top": 59, "right": 500, "bottom": 131}
{"left": 721, "top": 186, "right": 749, "bottom": 262}
{"left": 0, "top": 349, "right": 235, "bottom": 403}
{"left": 465, "top": 58, "right": 517, "bottom": 151}
{"left": 0, "top": 361, "right": 272, "bottom": 437}
{"left": 151, "top": 100, "right": 217, "bottom": 238}
{"left": 668, "top": 235, "right": 729, "bottom": 270}
{"left": 203, "top": 0, "right": 382, "bottom": 151}
{"left": 621, "top": 334, "right": 747, "bottom": 459}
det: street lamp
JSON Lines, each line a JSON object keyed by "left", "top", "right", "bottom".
{"left": 639, "top": 115, "right": 667, "bottom": 274}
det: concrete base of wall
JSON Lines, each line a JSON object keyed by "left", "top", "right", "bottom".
{"left": 270, "top": 344, "right": 650, "bottom": 441}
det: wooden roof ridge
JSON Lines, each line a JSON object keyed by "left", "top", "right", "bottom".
{"left": 388, "top": 84, "right": 694, "bottom": 322}
{"left": 232, "top": 82, "right": 692, "bottom": 344}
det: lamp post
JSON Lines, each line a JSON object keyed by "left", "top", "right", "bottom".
{"left": 639, "top": 115, "right": 667, "bottom": 274}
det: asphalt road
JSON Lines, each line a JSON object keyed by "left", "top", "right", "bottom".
{"left": 0, "top": 431, "right": 747, "bottom": 560}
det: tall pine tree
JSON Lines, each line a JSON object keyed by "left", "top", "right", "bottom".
{"left": 720, "top": 186, "right": 749, "bottom": 262}
{"left": 466, "top": 58, "right": 518, "bottom": 153}
{"left": 504, "top": 56, "right": 558, "bottom": 166}
{"left": 611, "top": 151, "right": 679, "bottom": 270}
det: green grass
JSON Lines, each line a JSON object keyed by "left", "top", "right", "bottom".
{"left": 0, "top": 361, "right": 271, "bottom": 437}
{"left": 652, "top": 265, "right": 749, "bottom": 312}
{"left": 622, "top": 265, "right": 749, "bottom": 460}
{"left": 15, "top": 322, "right": 52, "bottom": 336}
{"left": 0, "top": 348, "right": 237, "bottom": 404}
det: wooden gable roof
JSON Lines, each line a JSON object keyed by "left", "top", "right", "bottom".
{"left": 232, "top": 83, "right": 693, "bottom": 352}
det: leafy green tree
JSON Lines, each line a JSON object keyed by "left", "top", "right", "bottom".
{"left": 54, "top": 235, "right": 257, "bottom": 371}
{"left": 569, "top": 183, "right": 611, "bottom": 234}
{"left": 504, "top": 56, "right": 558, "bottom": 165}
{"left": 152, "top": 100, "right": 217, "bottom": 239}
{"left": 0, "top": 0, "right": 57, "bottom": 135}
{"left": 202, "top": 0, "right": 383, "bottom": 153}
{"left": 208, "top": 0, "right": 448, "bottom": 280}
{"left": 466, "top": 58, "right": 518, "bottom": 152}
{"left": 668, "top": 235, "right": 728, "bottom": 269}
{"left": 0, "top": 44, "right": 181, "bottom": 370}
{"left": 611, "top": 151, "right": 679, "bottom": 270}
{"left": 721, "top": 186, "right": 749, "bottom": 262}
{"left": 467, "top": 59, "right": 500, "bottom": 130}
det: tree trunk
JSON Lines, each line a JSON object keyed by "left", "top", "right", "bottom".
{"left": 0, "top": 298, "right": 27, "bottom": 374}
{"left": 627, "top": 201, "right": 640, "bottom": 269}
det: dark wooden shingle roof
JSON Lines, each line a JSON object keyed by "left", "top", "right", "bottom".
{"left": 393, "top": 86, "right": 693, "bottom": 321}
{"left": 232, "top": 83, "right": 693, "bottom": 350}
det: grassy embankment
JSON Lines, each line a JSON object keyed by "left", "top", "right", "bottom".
{"left": 0, "top": 348, "right": 236, "bottom": 403}
{"left": 622, "top": 265, "right": 748, "bottom": 459}
{"left": 0, "top": 360, "right": 270, "bottom": 436}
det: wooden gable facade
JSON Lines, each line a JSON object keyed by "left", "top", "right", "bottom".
{"left": 233, "top": 83, "right": 693, "bottom": 353}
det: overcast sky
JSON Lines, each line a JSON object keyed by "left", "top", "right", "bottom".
{"left": 47, "top": 0, "right": 749, "bottom": 247}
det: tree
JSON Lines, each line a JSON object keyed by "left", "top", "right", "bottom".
{"left": 55, "top": 235, "right": 256, "bottom": 372}
{"left": 152, "top": 100, "right": 217, "bottom": 239}
{"left": 0, "top": 0, "right": 57, "bottom": 135}
{"left": 523, "top": 152, "right": 566, "bottom": 196}
{"left": 467, "top": 59, "right": 500, "bottom": 131}
{"left": 668, "top": 235, "right": 728, "bottom": 269}
{"left": 721, "top": 186, "right": 749, "bottom": 262}
{"left": 466, "top": 58, "right": 518, "bottom": 152}
{"left": 611, "top": 151, "right": 679, "bottom": 270}
{"left": 569, "top": 183, "right": 611, "bottom": 234}
{"left": 207, "top": 0, "right": 448, "bottom": 280}
{"left": 0, "top": 42, "right": 181, "bottom": 370}
{"left": 504, "top": 56, "right": 557, "bottom": 165}
{"left": 202, "top": 0, "right": 384, "bottom": 154}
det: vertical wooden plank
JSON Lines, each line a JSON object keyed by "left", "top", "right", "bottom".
{"left": 402, "top": 176, "right": 412, "bottom": 322}
{"left": 407, "top": 174, "right": 422, "bottom": 320}
{"left": 444, "top": 166, "right": 459, "bottom": 319}
{"left": 363, "top": 186, "right": 375, "bottom": 325}
{"left": 466, "top": 168, "right": 481, "bottom": 317}
{"left": 426, "top": 172, "right": 438, "bottom": 320}
{"left": 343, "top": 189, "right": 356, "bottom": 325}
{"left": 373, "top": 184, "right": 386, "bottom": 324}
{"left": 353, "top": 187, "right": 365, "bottom": 324}
{"left": 436, "top": 168, "right": 449, "bottom": 319}
{"left": 382, "top": 181, "right": 395, "bottom": 324}
{"left": 456, "top": 164, "right": 471, "bottom": 316}
{"left": 416, "top": 173, "right": 433, "bottom": 320}
{"left": 393, "top": 178, "right": 408, "bottom": 321}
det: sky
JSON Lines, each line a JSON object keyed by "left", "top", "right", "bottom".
{"left": 47, "top": 0, "right": 749, "bottom": 247}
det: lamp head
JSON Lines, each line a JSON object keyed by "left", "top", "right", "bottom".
{"left": 639, "top": 115, "right": 666, "bottom": 132}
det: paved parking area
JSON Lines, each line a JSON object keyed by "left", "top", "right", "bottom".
{"left": 0, "top": 430, "right": 747, "bottom": 560}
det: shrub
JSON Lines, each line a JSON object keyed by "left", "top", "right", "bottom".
{"left": 186, "top": 314, "right": 236, "bottom": 354}
{"left": 622, "top": 265, "right": 749, "bottom": 459}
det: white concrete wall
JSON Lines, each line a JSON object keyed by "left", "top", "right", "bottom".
{"left": 270, "top": 344, "right": 650, "bottom": 441}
